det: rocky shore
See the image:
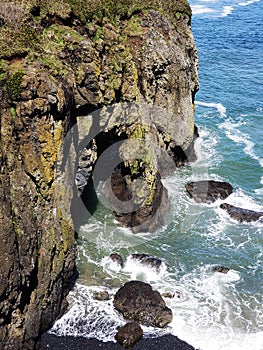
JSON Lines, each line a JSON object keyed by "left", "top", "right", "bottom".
{"left": 41, "top": 333, "right": 196, "bottom": 350}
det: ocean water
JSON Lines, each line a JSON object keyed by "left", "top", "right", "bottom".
{"left": 50, "top": 1, "right": 263, "bottom": 349}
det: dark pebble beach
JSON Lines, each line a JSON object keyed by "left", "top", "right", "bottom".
{"left": 41, "top": 333, "right": 197, "bottom": 350}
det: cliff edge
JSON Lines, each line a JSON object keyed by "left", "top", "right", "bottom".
{"left": 0, "top": 1, "right": 198, "bottom": 348}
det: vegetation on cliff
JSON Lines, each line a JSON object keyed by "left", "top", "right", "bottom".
{"left": 0, "top": 0, "right": 198, "bottom": 348}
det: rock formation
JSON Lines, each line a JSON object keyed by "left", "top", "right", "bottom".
{"left": 220, "top": 203, "right": 263, "bottom": 223}
{"left": 115, "top": 322, "right": 143, "bottom": 349}
{"left": 185, "top": 180, "right": 233, "bottom": 204}
{"left": 0, "top": 0, "right": 198, "bottom": 348}
{"left": 113, "top": 281, "right": 173, "bottom": 328}
{"left": 131, "top": 253, "right": 163, "bottom": 272}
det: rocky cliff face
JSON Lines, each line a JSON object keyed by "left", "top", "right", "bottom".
{"left": 0, "top": 1, "right": 198, "bottom": 348}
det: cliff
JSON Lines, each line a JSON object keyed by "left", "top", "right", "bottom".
{"left": 0, "top": 1, "right": 198, "bottom": 348}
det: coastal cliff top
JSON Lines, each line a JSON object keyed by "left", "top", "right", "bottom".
{"left": 0, "top": 0, "right": 191, "bottom": 60}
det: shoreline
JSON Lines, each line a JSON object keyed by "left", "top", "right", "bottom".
{"left": 41, "top": 333, "right": 197, "bottom": 350}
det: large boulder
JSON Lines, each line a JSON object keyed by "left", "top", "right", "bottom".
{"left": 185, "top": 180, "right": 233, "bottom": 203}
{"left": 113, "top": 281, "right": 173, "bottom": 328}
{"left": 220, "top": 203, "right": 263, "bottom": 223}
{"left": 115, "top": 322, "right": 143, "bottom": 349}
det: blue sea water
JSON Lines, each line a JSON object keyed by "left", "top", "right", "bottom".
{"left": 50, "top": 1, "right": 263, "bottom": 349}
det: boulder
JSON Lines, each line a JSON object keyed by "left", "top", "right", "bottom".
{"left": 220, "top": 203, "right": 263, "bottom": 223}
{"left": 115, "top": 322, "right": 143, "bottom": 349}
{"left": 185, "top": 180, "right": 233, "bottom": 204}
{"left": 131, "top": 254, "right": 163, "bottom": 272}
{"left": 110, "top": 253, "right": 124, "bottom": 268}
{"left": 113, "top": 281, "right": 173, "bottom": 328}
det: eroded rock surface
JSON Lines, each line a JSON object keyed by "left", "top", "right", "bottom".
{"left": 185, "top": 180, "right": 233, "bottom": 204}
{"left": 115, "top": 322, "right": 143, "bottom": 349}
{"left": 114, "top": 281, "right": 173, "bottom": 328}
{"left": 220, "top": 203, "right": 263, "bottom": 223}
{"left": 0, "top": 0, "right": 198, "bottom": 348}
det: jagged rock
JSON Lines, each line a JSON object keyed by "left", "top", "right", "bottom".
{"left": 185, "top": 180, "right": 233, "bottom": 203}
{"left": 131, "top": 254, "right": 163, "bottom": 272}
{"left": 113, "top": 281, "right": 173, "bottom": 328}
{"left": 0, "top": 1, "right": 198, "bottom": 347}
{"left": 110, "top": 253, "right": 124, "bottom": 268}
{"left": 105, "top": 167, "right": 170, "bottom": 233}
{"left": 220, "top": 203, "right": 263, "bottom": 223}
{"left": 94, "top": 291, "right": 110, "bottom": 301}
{"left": 115, "top": 322, "right": 143, "bottom": 349}
{"left": 213, "top": 266, "right": 229, "bottom": 274}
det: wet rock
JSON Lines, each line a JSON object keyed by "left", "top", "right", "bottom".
{"left": 94, "top": 290, "right": 110, "bottom": 301}
{"left": 162, "top": 291, "right": 182, "bottom": 299}
{"left": 115, "top": 322, "right": 143, "bottom": 349}
{"left": 110, "top": 253, "right": 124, "bottom": 268}
{"left": 113, "top": 281, "right": 173, "bottom": 328}
{"left": 131, "top": 253, "right": 163, "bottom": 272}
{"left": 220, "top": 203, "right": 263, "bottom": 223}
{"left": 185, "top": 180, "right": 233, "bottom": 204}
{"left": 213, "top": 266, "right": 229, "bottom": 274}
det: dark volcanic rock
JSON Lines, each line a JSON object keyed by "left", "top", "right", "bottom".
{"left": 110, "top": 253, "right": 124, "bottom": 268}
{"left": 115, "top": 322, "right": 143, "bottom": 349}
{"left": 106, "top": 168, "right": 170, "bottom": 233}
{"left": 113, "top": 281, "right": 173, "bottom": 328}
{"left": 213, "top": 266, "right": 229, "bottom": 274}
{"left": 185, "top": 180, "right": 233, "bottom": 204}
{"left": 220, "top": 203, "right": 263, "bottom": 223}
{"left": 94, "top": 291, "right": 110, "bottom": 301}
{"left": 131, "top": 254, "right": 163, "bottom": 272}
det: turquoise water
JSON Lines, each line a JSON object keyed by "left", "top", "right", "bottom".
{"left": 50, "top": 2, "right": 263, "bottom": 349}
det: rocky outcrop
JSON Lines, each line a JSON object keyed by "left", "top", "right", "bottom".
{"left": 115, "top": 322, "right": 143, "bottom": 349}
{"left": 185, "top": 180, "right": 233, "bottom": 204}
{"left": 110, "top": 253, "right": 124, "bottom": 268}
{"left": 0, "top": 68, "right": 77, "bottom": 348}
{"left": 0, "top": 0, "right": 198, "bottom": 348}
{"left": 220, "top": 203, "right": 263, "bottom": 223}
{"left": 131, "top": 253, "right": 163, "bottom": 272}
{"left": 113, "top": 281, "right": 173, "bottom": 328}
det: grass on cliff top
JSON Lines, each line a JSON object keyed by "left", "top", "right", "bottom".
{"left": 0, "top": 0, "right": 191, "bottom": 61}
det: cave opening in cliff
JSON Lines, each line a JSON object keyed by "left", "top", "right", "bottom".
{"left": 73, "top": 126, "right": 129, "bottom": 230}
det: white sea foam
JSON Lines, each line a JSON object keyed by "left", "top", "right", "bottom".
{"left": 238, "top": 0, "right": 260, "bottom": 6}
{"left": 191, "top": 4, "right": 217, "bottom": 14}
{"left": 49, "top": 284, "right": 122, "bottom": 342}
{"left": 122, "top": 255, "right": 168, "bottom": 283}
{"left": 219, "top": 119, "right": 263, "bottom": 168}
{"left": 221, "top": 5, "right": 235, "bottom": 16}
{"left": 195, "top": 100, "right": 227, "bottom": 118}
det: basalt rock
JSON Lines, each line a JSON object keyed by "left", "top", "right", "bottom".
{"left": 113, "top": 281, "right": 173, "bottom": 328}
{"left": 115, "top": 322, "right": 143, "bottom": 349}
{"left": 220, "top": 203, "right": 263, "bottom": 223}
{"left": 0, "top": 0, "right": 198, "bottom": 348}
{"left": 131, "top": 253, "right": 163, "bottom": 272}
{"left": 110, "top": 253, "right": 124, "bottom": 268}
{"left": 185, "top": 180, "right": 233, "bottom": 204}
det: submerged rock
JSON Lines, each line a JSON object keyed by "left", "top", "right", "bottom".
{"left": 213, "top": 266, "right": 229, "bottom": 274}
{"left": 131, "top": 253, "right": 163, "bottom": 272}
{"left": 110, "top": 253, "right": 124, "bottom": 268}
{"left": 185, "top": 180, "right": 233, "bottom": 203}
{"left": 115, "top": 322, "right": 143, "bottom": 349}
{"left": 113, "top": 281, "right": 173, "bottom": 328}
{"left": 220, "top": 203, "right": 263, "bottom": 223}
